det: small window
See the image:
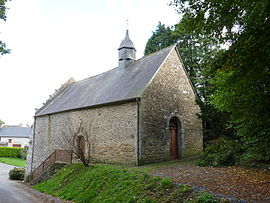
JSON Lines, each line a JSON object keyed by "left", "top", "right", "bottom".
{"left": 8, "top": 139, "right": 12, "bottom": 143}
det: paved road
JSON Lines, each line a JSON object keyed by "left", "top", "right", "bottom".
{"left": 0, "top": 162, "right": 68, "bottom": 203}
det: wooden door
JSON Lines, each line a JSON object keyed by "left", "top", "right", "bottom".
{"left": 169, "top": 123, "right": 178, "bottom": 160}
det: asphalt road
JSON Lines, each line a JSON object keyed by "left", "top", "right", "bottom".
{"left": 0, "top": 162, "right": 68, "bottom": 203}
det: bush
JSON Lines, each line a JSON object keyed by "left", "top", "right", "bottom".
{"left": 9, "top": 167, "right": 25, "bottom": 180}
{"left": 19, "top": 148, "right": 27, "bottom": 160}
{"left": 196, "top": 192, "right": 217, "bottom": 203}
{"left": 196, "top": 138, "right": 240, "bottom": 167}
{"left": 160, "top": 178, "right": 173, "bottom": 188}
{"left": 178, "top": 184, "right": 192, "bottom": 193}
{"left": 0, "top": 147, "right": 23, "bottom": 158}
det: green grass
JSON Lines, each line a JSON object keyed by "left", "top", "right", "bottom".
{"left": 133, "top": 156, "right": 198, "bottom": 171}
{"left": 0, "top": 157, "right": 26, "bottom": 167}
{"left": 33, "top": 163, "right": 217, "bottom": 203}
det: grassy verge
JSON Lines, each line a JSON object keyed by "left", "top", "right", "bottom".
{"left": 0, "top": 157, "right": 26, "bottom": 167}
{"left": 127, "top": 156, "right": 198, "bottom": 173}
{"left": 33, "top": 163, "right": 217, "bottom": 203}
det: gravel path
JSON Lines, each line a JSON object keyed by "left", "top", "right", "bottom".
{"left": 148, "top": 161, "right": 270, "bottom": 202}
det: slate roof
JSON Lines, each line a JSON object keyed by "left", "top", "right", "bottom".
{"left": 0, "top": 126, "right": 31, "bottom": 138}
{"left": 36, "top": 46, "right": 174, "bottom": 117}
{"left": 118, "top": 30, "right": 136, "bottom": 50}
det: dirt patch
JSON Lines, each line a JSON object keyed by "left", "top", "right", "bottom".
{"left": 148, "top": 161, "right": 270, "bottom": 202}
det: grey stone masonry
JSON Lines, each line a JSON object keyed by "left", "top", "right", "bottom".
{"left": 28, "top": 101, "right": 138, "bottom": 174}
{"left": 139, "top": 47, "right": 203, "bottom": 164}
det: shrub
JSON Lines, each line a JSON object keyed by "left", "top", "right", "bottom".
{"left": 196, "top": 138, "right": 240, "bottom": 167}
{"left": 178, "top": 184, "right": 192, "bottom": 193}
{"left": 0, "top": 147, "right": 23, "bottom": 158}
{"left": 19, "top": 148, "right": 27, "bottom": 160}
{"left": 9, "top": 167, "right": 25, "bottom": 180}
{"left": 196, "top": 191, "right": 217, "bottom": 203}
{"left": 160, "top": 178, "right": 173, "bottom": 188}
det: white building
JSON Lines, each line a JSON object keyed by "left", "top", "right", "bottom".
{"left": 0, "top": 125, "right": 31, "bottom": 148}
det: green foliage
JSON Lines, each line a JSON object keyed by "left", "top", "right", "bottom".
{"left": 0, "top": 157, "right": 26, "bottom": 167}
{"left": 19, "top": 148, "right": 27, "bottom": 160}
{"left": 175, "top": 21, "right": 222, "bottom": 84}
{"left": 209, "top": 21, "right": 270, "bottom": 163}
{"left": 178, "top": 184, "right": 192, "bottom": 193}
{"left": 196, "top": 191, "right": 217, "bottom": 203}
{"left": 171, "top": 0, "right": 270, "bottom": 165}
{"left": 0, "top": 0, "right": 10, "bottom": 55}
{"left": 33, "top": 163, "right": 213, "bottom": 203}
{"left": 144, "top": 20, "right": 221, "bottom": 84}
{"left": 9, "top": 167, "right": 25, "bottom": 180}
{"left": 0, "top": 41, "right": 10, "bottom": 55}
{"left": 160, "top": 177, "right": 173, "bottom": 188}
{"left": 196, "top": 100, "right": 234, "bottom": 145}
{"left": 144, "top": 22, "right": 178, "bottom": 56}
{"left": 0, "top": 0, "right": 9, "bottom": 21}
{"left": 171, "top": 0, "right": 269, "bottom": 44}
{"left": 0, "top": 147, "right": 23, "bottom": 157}
{"left": 196, "top": 138, "right": 241, "bottom": 167}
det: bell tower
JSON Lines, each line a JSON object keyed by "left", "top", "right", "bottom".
{"left": 118, "top": 30, "right": 136, "bottom": 69}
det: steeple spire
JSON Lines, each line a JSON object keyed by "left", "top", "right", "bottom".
{"left": 118, "top": 30, "right": 136, "bottom": 69}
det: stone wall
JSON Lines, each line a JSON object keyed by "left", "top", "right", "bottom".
{"left": 28, "top": 101, "right": 138, "bottom": 173}
{"left": 25, "top": 127, "right": 34, "bottom": 176}
{"left": 139, "top": 47, "right": 203, "bottom": 164}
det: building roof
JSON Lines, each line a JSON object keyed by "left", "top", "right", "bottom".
{"left": 118, "top": 30, "right": 136, "bottom": 50}
{"left": 36, "top": 46, "right": 174, "bottom": 117}
{"left": 0, "top": 126, "right": 31, "bottom": 138}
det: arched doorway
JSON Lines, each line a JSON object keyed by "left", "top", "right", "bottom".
{"left": 169, "top": 117, "right": 181, "bottom": 160}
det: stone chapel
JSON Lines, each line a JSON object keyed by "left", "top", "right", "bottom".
{"left": 26, "top": 30, "right": 203, "bottom": 177}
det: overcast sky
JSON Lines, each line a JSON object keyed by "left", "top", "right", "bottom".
{"left": 0, "top": 0, "right": 180, "bottom": 126}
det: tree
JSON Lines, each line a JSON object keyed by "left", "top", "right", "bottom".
{"left": 209, "top": 22, "right": 270, "bottom": 162}
{"left": 0, "top": 0, "right": 10, "bottom": 55}
{"left": 170, "top": 0, "right": 269, "bottom": 44}
{"left": 144, "top": 22, "right": 178, "bottom": 56}
{"left": 174, "top": 21, "right": 221, "bottom": 87}
{"left": 144, "top": 20, "right": 222, "bottom": 87}
{"left": 61, "top": 120, "right": 92, "bottom": 167}
{"left": 171, "top": 0, "right": 270, "bottom": 163}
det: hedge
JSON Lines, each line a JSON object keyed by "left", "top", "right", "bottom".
{"left": 0, "top": 147, "right": 23, "bottom": 157}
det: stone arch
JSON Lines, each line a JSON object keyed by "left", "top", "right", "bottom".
{"left": 168, "top": 116, "right": 182, "bottom": 160}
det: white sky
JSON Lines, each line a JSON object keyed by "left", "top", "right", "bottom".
{"left": 0, "top": 0, "right": 180, "bottom": 126}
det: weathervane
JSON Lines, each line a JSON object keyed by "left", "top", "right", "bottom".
{"left": 126, "top": 19, "right": 129, "bottom": 30}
